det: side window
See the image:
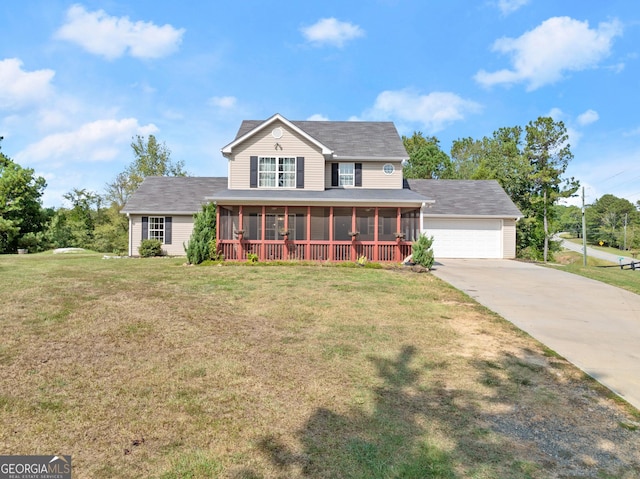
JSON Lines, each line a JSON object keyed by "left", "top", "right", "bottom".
{"left": 148, "top": 217, "right": 165, "bottom": 243}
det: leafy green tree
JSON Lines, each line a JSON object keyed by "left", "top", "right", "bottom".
{"left": 103, "top": 135, "right": 188, "bottom": 253}
{"left": 0, "top": 139, "right": 48, "bottom": 253}
{"left": 525, "top": 117, "right": 579, "bottom": 262}
{"left": 106, "top": 135, "right": 187, "bottom": 207}
{"left": 185, "top": 202, "right": 217, "bottom": 264}
{"left": 447, "top": 118, "right": 578, "bottom": 261}
{"left": 450, "top": 127, "right": 532, "bottom": 213}
{"left": 555, "top": 204, "right": 582, "bottom": 238}
{"left": 586, "top": 194, "right": 638, "bottom": 249}
{"left": 402, "top": 133, "right": 451, "bottom": 179}
{"left": 92, "top": 205, "right": 129, "bottom": 254}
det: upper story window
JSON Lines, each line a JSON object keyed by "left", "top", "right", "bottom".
{"left": 259, "top": 157, "right": 296, "bottom": 188}
{"left": 339, "top": 163, "right": 354, "bottom": 186}
{"left": 148, "top": 217, "right": 164, "bottom": 243}
{"left": 331, "top": 162, "right": 362, "bottom": 188}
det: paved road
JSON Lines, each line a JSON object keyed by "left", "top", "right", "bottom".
{"left": 557, "top": 237, "right": 637, "bottom": 265}
{"left": 432, "top": 259, "right": 640, "bottom": 410}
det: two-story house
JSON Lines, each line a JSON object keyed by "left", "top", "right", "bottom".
{"left": 121, "top": 113, "right": 522, "bottom": 261}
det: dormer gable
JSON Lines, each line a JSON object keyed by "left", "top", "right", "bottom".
{"left": 221, "top": 113, "right": 333, "bottom": 158}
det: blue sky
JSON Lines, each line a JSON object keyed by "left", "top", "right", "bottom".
{"left": 1, "top": 0, "right": 639, "bottom": 208}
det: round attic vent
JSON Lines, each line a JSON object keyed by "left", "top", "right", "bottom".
{"left": 272, "top": 127, "right": 283, "bottom": 139}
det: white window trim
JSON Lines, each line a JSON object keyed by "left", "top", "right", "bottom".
{"left": 258, "top": 156, "right": 296, "bottom": 188}
{"left": 149, "top": 216, "right": 165, "bottom": 243}
{"left": 339, "top": 162, "right": 355, "bottom": 187}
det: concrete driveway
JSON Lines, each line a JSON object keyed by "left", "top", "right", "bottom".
{"left": 431, "top": 259, "right": 640, "bottom": 410}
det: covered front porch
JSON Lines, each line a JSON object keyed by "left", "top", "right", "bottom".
{"left": 216, "top": 205, "right": 421, "bottom": 262}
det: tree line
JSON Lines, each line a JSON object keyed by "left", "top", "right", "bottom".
{"left": 403, "top": 116, "right": 583, "bottom": 261}
{"left": 0, "top": 135, "right": 186, "bottom": 255}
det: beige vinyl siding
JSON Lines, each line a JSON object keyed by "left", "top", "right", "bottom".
{"left": 324, "top": 161, "right": 403, "bottom": 189}
{"left": 228, "top": 120, "right": 325, "bottom": 191}
{"left": 503, "top": 218, "right": 517, "bottom": 259}
{"left": 129, "top": 214, "right": 194, "bottom": 256}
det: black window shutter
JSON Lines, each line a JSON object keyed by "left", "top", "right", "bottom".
{"left": 355, "top": 163, "right": 362, "bottom": 187}
{"left": 331, "top": 163, "right": 339, "bottom": 187}
{"left": 296, "top": 157, "right": 304, "bottom": 189}
{"left": 250, "top": 156, "right": 258, "bottom": 188}
{"left": 142, "top": 216, "right": 148, "bottom": 240}
{"left": 164, "top": 217, "right": 172, "bottom": 244}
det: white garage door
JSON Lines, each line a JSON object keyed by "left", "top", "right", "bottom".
{"left": 424, "top": 219, "right": 502, "bottom": 259}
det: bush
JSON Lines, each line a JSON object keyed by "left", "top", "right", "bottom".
{"left": 139, "top": 239, "right": 162, "bottom": 257}
{"left": 185, "top": 203, "right": 217, "bottom": 265}
{"left": 412, "top": 234, "right": 435, "bottom": 269}
{"left": 17, "top": 232, "right": 49, "bottom": 253}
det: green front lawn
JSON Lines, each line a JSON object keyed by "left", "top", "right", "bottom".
{"left": 1, "top": 252, "right": 638, "bottom": 478}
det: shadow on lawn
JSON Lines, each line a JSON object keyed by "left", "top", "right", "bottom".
{"left": 233, "top": 346, "right": 516, "bottom": 478}
{"left": 233, "top": 346, "right": 640, "bottom": 478}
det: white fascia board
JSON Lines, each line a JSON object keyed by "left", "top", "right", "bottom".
{"left": 206, "top": 197, "right": 425, "bottom": 207}
{"left": 332, "top": 156, "right": 408, "bottom": 162}
{"left": 423, "top": 213, "right": 522, "bottom": 219}
{"left": 121, "top": 210, "right": 199, "bottom": 215}
{"left": 221, "top": 113, "right": 333, "bottom": 156}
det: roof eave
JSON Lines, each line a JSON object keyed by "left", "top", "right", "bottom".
{"left": 205, "top": 196, "right": 428, "bottom": 207}
{"left": 424, "top": 213, "right": 523, "bottom": 219}
{"left": 332, "top": 156, "right": 408, "bottom": 162}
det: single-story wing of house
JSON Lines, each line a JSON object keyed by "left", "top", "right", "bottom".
{"left": 121, "top": 114, "right": 522, "bottom": 261}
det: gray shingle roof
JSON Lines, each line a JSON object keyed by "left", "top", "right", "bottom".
{"left": 236, "top": 119, "right": 408, "bottom": 159}
{"left": 406, "top": 179, "right": 523, "bottom": 217}
{"left": 122, "top": 177, "right": 522, "bottom": 219}
{"left": 121, "top": 177, "right": 227, "bottom": 214}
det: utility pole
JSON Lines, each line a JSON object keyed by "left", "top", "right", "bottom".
{"left": 624, "top": 213, "right": 628, "bottom": 251}
{"left": 582, "top": 186, "right": 587, "bottom": 266}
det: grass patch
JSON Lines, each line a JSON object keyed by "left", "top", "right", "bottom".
{"left": 550, "top": 250, "right": 640, "bottom": 295}
{"left": 0, "top": 252, "right": 638, "bottom": 477}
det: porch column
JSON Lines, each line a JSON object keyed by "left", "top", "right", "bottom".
{"left": 396, "top": 207, "right": 402, "bottom": 262}
{"left": 306, "top": 206, "right": 311, "bottom": 261}
{"left": 374, "top": 207, "right": 379, "bottom": 262}
{"left": 238, "top": 205, "right": 244, "bottom": 260}
{"left": 215, "top": 203, "right": 220, "bottom": 244}
{"left": 351, "top": 207, "right": 357, "bottom": 262}
{"left": 284, "top": 206, "right": 289, "bottom": 260}
{"left": 261, "top": 205, "right": 266, "bottom": 261}
{"left": 329, "top": 207, "right": 334, "bottom": 261}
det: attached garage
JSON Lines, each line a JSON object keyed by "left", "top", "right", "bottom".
{"left": 407, "top": 179, "right": 523, "bottom": 259}
{"left": 424, "top": 218, "right": 502, "bottom": 259}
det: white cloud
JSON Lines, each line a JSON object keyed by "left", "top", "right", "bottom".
{"left": 577, "top": 109, "right": 599, "bottom": 126}
{"left": 208, "top": 96, "right": 237, "bottom": 109}
{"left": 301, "top": 18, "right": 364, "bottom": 47}
{"left": 547, "top": 107, "right": 564, "bottom": 121}
{"left": 475, "top": 17, "right": 623, "bottom": 90}
{"left": 0, "top": 58, "right": 55, "bottom": 110}
{"left": 363, "top": 89, "right": 482, "bottom": 132}
{"left": 17, "top": 118, "right": 158, "bottom": 163}
{"left": 307, "top": 114, "right": 329, "bottom": 121}
{"left": 495, "top": 0, "right": 530, "bottom": 15}
{"left": 56, "top": 5, "right": 185, "bottom": 60}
